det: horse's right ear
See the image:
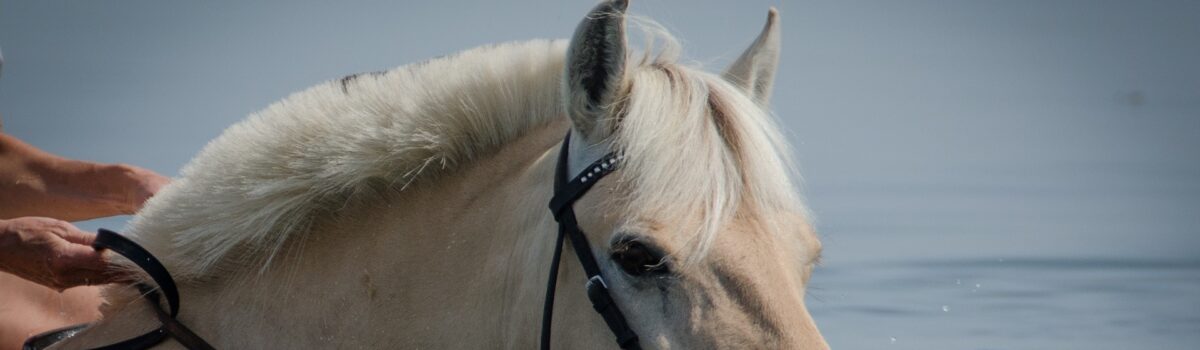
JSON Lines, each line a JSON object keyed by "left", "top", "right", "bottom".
{"left": 564, "top": 0, "right": 629, "bottom": 143}
{"left": 723, "top": 8, "right": 781, "bottom": 106}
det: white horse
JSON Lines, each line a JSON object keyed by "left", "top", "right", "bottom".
{"left": 56, "top": 1, "right": 826, "bottom": 348}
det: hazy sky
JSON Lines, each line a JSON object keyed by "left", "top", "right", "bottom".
{"left": 2, "top": 1, "right": 1197, "bottom": 263}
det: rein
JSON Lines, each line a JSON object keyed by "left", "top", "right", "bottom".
{"left": 23, "top": 229, "right": 214, "bottom": 350}
{"left": 541, "top": 133, "right": 641, "bottom": 349}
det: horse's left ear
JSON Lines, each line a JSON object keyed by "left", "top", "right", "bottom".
{"left": 564, "top": 0, "right": 629, "bottom": 143}
{"left": 723, "top": 8, "right": 781, "bottom": 106}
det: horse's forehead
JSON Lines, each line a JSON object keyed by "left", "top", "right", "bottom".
{"left": 626, "top": 208, "right": 816, "bottom": 259}
{"left": 719, "top": 210, "right": 815, "bottom": 252}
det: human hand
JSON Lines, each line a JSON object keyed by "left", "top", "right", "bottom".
{"left": 0, "top": 217, "right": 120, "bottom": 291}
{"left": 0, "top": 133, "right": 171, "bottom": 220}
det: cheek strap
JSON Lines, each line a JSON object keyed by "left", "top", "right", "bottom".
{"left": 541, "top": 132, "right": 640, "bottom": 350}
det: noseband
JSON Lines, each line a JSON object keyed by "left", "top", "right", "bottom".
{"left": 541, "top": 133, "right": 641, "bottom": 349}
{"left": 23, "top": 229, "right": 214, "bottom": 350}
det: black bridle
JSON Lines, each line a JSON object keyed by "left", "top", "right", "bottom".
{"left": 26, "top": 133, "right": 638, "bottom": 350}
{"left": 541, "top": 133, "right": 641, "bottom": 349}
{"left": 23, "top": 229, "right": 215, "bottom": 350}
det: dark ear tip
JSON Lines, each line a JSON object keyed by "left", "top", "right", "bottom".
{"left": 584, "top": 0, "right": 629, "bottom": 21}
{"left": 609, "top": 0, "right": 630, "bottom": 13}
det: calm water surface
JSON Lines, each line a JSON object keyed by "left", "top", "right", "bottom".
{"left": 803, "top": 162, "right": 1200, "bottom": 349}
{"left": 809, "top": 258, "right": 1200, "bottom": 349}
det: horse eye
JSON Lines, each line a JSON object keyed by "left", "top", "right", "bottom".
{"left": 611, "top": 239, "right": 669, "bottom": 277}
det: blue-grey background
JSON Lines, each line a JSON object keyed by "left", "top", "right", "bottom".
{"left": 2, "top": 1, "right": 1197, "bottom": 348}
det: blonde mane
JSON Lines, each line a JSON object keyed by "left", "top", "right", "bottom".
{"left": 125, "top": 40, "right": 570, "bottom": 279}
{"left": 123, "top": 25, "right": 803, "bottom": 280}
{"left": 616, "top": 19, "right": 803, "bottom": 264}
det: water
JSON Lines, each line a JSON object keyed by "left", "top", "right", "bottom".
{"left": 795, "top": 89, "right": 1200, "bottom": 348}
{"left": 799, "top": 146, "right": 1200, "bottom": 349}
{"left": 802, "top": 160, "right": 1200, "bottom": 349}
{"left": 809, "top": 258, "right": 1200, "bottom": 349}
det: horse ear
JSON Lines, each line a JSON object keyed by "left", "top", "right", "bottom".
{"left": 723, "top": 8, "right": 781, "bottom": 106}
{"left": 564, "top": 0, "right": 629, "bottom": 142}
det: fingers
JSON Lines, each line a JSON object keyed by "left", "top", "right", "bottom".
{"left": 51, "top": 242, "right": 121, "bottom": 289}
{"left": 55, "top": 222, "right": 98, "bottom": 246}
{"left": 0, "top": 217, "right": 126, "bottom": 290}
{"left": 50, "top": 224, "right": 135, "bottom": 288}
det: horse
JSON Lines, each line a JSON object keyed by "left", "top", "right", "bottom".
{"left": 53, "top": 1, "right": 826, "bottom": 348}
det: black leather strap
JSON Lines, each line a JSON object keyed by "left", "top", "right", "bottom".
{"left": 95, "top": 229, "right": 179, "bottom": 318}
{"left": 541, "top": 133, "right": 641, "bottom": 350}
{"left": 95, "top": 229, "right": 215, "bottom": 350}
{"left": 21, "top": 324, "right": 90, "bottom": 350}
{"left": 539, "top": 229, "right": 566, "bottom": 350}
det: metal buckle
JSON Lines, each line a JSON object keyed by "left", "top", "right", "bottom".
{"left": 586, "top": 275, "right": 608, "bottom": 290}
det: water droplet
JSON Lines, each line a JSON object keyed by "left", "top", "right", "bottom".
{"left": 955, "top": 279, "right": 961, "bottom": 285}
{"left": 975, "top": 283, "right": 982, "bottom": 288}
{"left": 942, "top": 305, "right": 950, "bottom": 312}
{"left": 890, "top": 337, "right": 897, "bottom": 344}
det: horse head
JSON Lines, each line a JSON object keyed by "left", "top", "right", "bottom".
{"left": 554, "top": 1, "right": 827, "bottom": 348}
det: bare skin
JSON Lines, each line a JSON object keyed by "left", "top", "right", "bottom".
{"left": 0, "top": 133, "right": 167, "bottom": 221}
{"left": 0, "top": 126, "right": 168, "bottom": 349}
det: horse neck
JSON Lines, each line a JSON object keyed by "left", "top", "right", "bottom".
{"left": 64, "top": 122, "right": 571, "bottom": 349}
{"left": 195, "top": 121, "right": 569, "bottom": 347}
